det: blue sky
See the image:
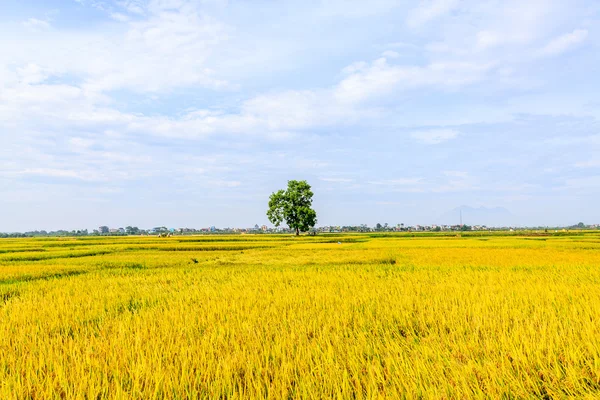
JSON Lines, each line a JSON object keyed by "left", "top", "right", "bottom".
{"left": 1, "top": 0, "right": 599, "bottom": 231}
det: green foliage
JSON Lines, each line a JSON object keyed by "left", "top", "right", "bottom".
{"left": 267, "top": 180, "right": 317, "bottom": 235}
{"left": 125, "top": 226, "right": 141, "bottom": 235}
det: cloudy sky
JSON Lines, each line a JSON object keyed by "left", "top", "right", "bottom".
{"left": 1, "top": 0, "right": 599, "bottom": 231}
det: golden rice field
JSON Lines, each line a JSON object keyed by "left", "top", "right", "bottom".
{"left": 1, "top": 232, "right": 600, "bottom": 398}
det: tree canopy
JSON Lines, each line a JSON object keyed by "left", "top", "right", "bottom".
{"left": 267, "top": 180, "right": 317, "bottom": 236}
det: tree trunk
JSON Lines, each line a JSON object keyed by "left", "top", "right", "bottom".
{"left": 295, "top": 227, "right": 300, "bottom": 236}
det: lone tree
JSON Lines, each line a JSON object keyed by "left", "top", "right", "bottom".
{"left": 267, "top": 180, "right": 317, "bottom": 236}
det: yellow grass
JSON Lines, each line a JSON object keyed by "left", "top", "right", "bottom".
{"left": 1, "top": 233, "right": 600, "bottom": 398}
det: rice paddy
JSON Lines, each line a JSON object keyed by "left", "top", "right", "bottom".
{"left": 1, "top": 232, "right": 600, "bottom": 398}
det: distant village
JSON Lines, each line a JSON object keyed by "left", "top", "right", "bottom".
{"left": 96, "top": 223, "right": 490, "bottom": 236}
{"left": 2, "top": 222, "right": 598, "bottom": 238}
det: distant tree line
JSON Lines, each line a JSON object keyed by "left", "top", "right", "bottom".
{"left": 1, "top": 222, "right": 598, "bottom": 239}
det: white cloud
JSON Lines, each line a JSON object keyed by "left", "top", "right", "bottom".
{"left": 17, "top": 168, "right": 105, "bottom": 181}
{"left": 84, "top": 11, "right": 230, "bottom": 92}
{"left": 473, "top": 29, "right": 535, "bottom": 50}
{"left": 411, "top": 129, "right": 459, "bottom": 144}
{"left": 418, "top": 0, "right": 573, "bottom": 69}
{"left": 23, "top": 18, "right": 51, "bottom": 31}
{"left": 16, "top": 64, "right": 49, "bottom": 85}
{"left": 335, "top": 58, "right": 494, "bottom": 104}
{"left": 2, "top": 0, "right": 580, "bottom": 150}
{"left": 381, "top": 50, "right": 400, "bottom": 59}
{"left": 110, "top": 12, "right": 131, "bottom": 22}
{"left": 0, "top": 43, "right": 497, "bottom": 147}
{"left": 240, "top": 90, "right": 334, "bottom": 130}
{"left": 208, "top": 179, "right": 242, "bottom": 188}
{"left": 406, "top": 0, "right": 459, "bottom": 28}
{"left": 5, "top": 4, "right": 231, "bottom": 95}
{"left": 119, "top": 0, "right": 147, "bottom": 15}
{"left": 539, "top": 29, "right": 588, "bottom": 56}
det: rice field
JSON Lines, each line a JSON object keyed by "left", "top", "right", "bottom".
{"left": 1, "top": 232, "right": 600, "bottom": 398}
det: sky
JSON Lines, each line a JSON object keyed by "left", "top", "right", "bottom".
{"left": 1, "top": 0, "right": 599, "bottom": 231}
